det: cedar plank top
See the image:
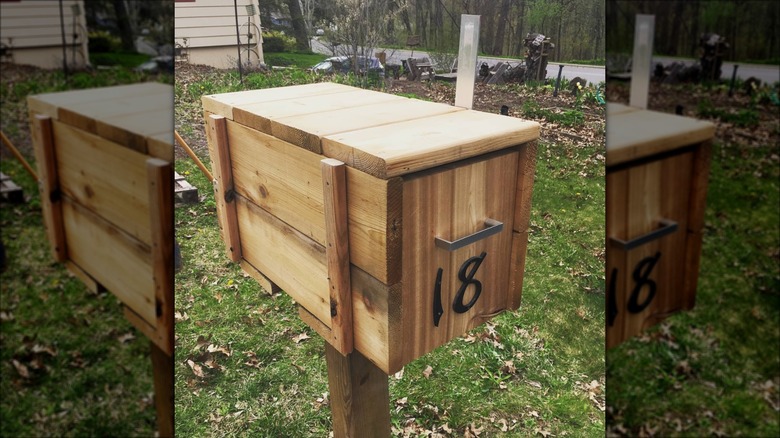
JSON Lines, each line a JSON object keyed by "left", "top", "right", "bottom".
{"left": 201, "top": 82, "right": 357, "bottom": 119}
{"left": 322, "top": 109, "right": 540, "bottom": 178}
{"left": 205, "top": 83, "right": 540, "bottom": 178}
{"left": 607, "top": 107, "right": 715, "bottom": 166}
{"left": 606, "top": 102, "right": 641, "bottom": 116}
{"left": 27, "top": 83, "right": 173, "bottom": 151}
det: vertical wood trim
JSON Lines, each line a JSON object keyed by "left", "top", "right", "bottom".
{"left": 147, "top": 158, "right": 174, "bottom": 355}
{"left": 150, "top": 341, "right": 174, "bottom": 438}
{"left": 508, "top": 231, "right": 529, "bottom": 309}
{"left": 322, "top": 158, "right": 354, "bottom": 355}
{"left": 207, "top": 114, "right": 242, "bottom": 262}
{"left": 513, "top": 141, "right": 538, "bottom": 232}
{"left": 684, "top": 140, "right": 712, "bottom": 309}
{"left": 33, "top": 115, "right": 67, "bottom": 262}
{"left": 325, "top": 343, "right": 390, "bottom": 438}
{"left": 686, "top": 140, "right": 712, "bottom": 233}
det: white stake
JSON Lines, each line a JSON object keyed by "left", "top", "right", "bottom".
{"left": 630, "top": 14, "right": 654, "bottom": 109}
{"left": 455, "top": 15, "right": 481, "bottom": 109}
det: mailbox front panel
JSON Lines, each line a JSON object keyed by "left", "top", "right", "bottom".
{"left": 399, "top": 149, "right": 520, "bottom": 366}
{"left": 606, "top": 149, "right": 696, "bottom": 348}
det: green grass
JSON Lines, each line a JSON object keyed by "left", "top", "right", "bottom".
{"left": 263, "top": 51, "right": 327, "bottom": 68}
{"left": 698, "top": 99, "right": 760, "bottom": 127}
{"left": 564, "top": 59, "right": 606, "bottom": 66}
{"left": 90, "top": 52, "right": 151, "bottom": 68}
{"left": 606, "top": 141, "right": 780, "bottom": 436}
{"left": 0, "top": 157, "right": 159, "bottom": 437}
{"left": 174, "top": 69, "right": 606, "bottom": 436}
{"left": 522, "top": 100, "right": 586, "bottom": 127}
{"left": 0, "top": 65, "right": 173, "bottom": 437}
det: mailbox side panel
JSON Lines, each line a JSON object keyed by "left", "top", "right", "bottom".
{"left": 399, "top": 150, "right": 519, "bottom": 366}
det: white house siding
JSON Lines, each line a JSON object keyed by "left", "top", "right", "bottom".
{"left": 175, "top": 0, "right": 264, "bottom": 69}
{"left": 0, "top": 0, "right": 89, "bottom": 69}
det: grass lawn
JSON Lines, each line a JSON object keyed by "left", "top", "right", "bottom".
{"left": 173, "top": 66, "right": 606, "bottom": 436}
{"left": 605, "top": 82, "right": 780, "bottom": 436}
{"left": 263, "top": 51, "right": 328, "bottom": 69}
{"left": 0, "top": 65, "right": 172, "bottom": 436}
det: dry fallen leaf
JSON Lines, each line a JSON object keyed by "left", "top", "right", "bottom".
{"left": 31, "top": 344, "right": 57, "bottom": 356}
{"left": 187, "top": 359, "right": 204, "bottom": 378}
{"left": 207, "top": 344, "right": 232, "bottom": 357}
{"left": 12, "top": 359, "right": 30, "bottom": 378}
{"left": 292, "top": 332, "right": 310, "bottom": 344}
{"left": 117, "top": 332, "right": 135, "bottom": 344}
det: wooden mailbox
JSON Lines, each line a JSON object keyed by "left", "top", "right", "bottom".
{"left": 606, "top": 103, "right": 715, "bottom": 348}
{"left": 28, "top": 83, "right": 174, "bottom": 436}
{"left": 202, "top": 83, "right": 539, "bottom": 374}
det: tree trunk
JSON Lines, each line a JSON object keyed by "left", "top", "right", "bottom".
{"left": 112, "top": 0, "right": 134, "bottom": 52}
{"left": 492, "top": 0, "right": 511, "bottom": 55}
{"left": 285, "top": 0, "right": 310, "bottom": 51}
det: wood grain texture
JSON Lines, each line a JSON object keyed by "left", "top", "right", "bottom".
{"left": 27, "top": 83, "right": 170, "bottom": 120}
{"left": 272, "top": 97, "right": 463, "bottom": 153}
{"left": 64, "top": 261, "right": 103, "bottom": 294}
{"left": 53, "top": 120, "right": 152, "bottom": 246}
{"left": 62, "top": 199, "right": 155, "bottom": 324}
{"left": 31, "top": 115, "right": 67, "bottom": 262}
{"left": 513, "top": 141, "right": 538, "bottom": 233}
{"left": 322, "top": 110, "right": 539, "bottom": 178}
{"left": 606, "top": 102, "right": 641, "bottom": 116}
{"left": 607, "top": 109, "right": 715, "bottom": 166}
{"left": 233, "top": 90, "right": 401, "bottom": 152}
{"left": 325, "top": 343, "right": 390, "bottom": 438}
{"left": 207, "top": 115, "right": 242, "bottom": 262}
{"left": 235, "top": 195, "right": 331, "bottom": 327}
{"left": 683, "top": 140, "right": 713, "bottom": 309}
{"left": 607, "top": 150, "right": 696, "bottom": 347}
{"left": 508, "top": 231, "right": 529, "bottom": 310}
{"left": 606, "top": 168, "right": 628, "bottom": 349}
{"left": 399, "top": 151, "right": 518, "bottom": 365}
{"left": 239, "top": 259, "right": 281, "bottom": 295}
{"left": 147, "top": 158, "right": 175, "bottom": 355}
{"left": 322, "top": 159, "right": 354, "bottom": 354}
{"left": 27, "top": 83, "right": 173, "bottom": 157}
{"left": 226, "top": 121, "right": 400, "bottom": 284}
{"left": 201, "top": 82, "right": 357, "bottom": 119}
{"left": 150, "top": 342, "right": 174, "bottom": 438}
{"left": 350, "top": 266, "right": 401, "bottom": 374}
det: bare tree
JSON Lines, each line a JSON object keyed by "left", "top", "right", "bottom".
{"left": 327, "top": 0, "right": 407, "bottom": 69}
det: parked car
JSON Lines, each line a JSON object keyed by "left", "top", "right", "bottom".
{"left": 310, "top": 56, "right": 384, "bottom": 77}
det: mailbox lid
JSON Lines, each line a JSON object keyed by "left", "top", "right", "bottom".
{"left": 27, "top": 83, "right": 174, "bottom": 160}
{"left": 606, "top": 107, "right": 714, "bottom": 167}
{"left": 322, "top": 109, "right": 539, "bottom": 178}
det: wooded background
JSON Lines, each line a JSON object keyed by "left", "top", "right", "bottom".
{"left": 260, "top": 0, "right": 606, "bottom": 62}
{"left": 607, "top": 0, "right": 779, "bottom": 62}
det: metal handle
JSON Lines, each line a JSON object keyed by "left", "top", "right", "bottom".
{"left": 435, "top": 219, "right": 504, "bottom": 252}
{"left": 609, "top": 219, "right": 678, "bottom": 251}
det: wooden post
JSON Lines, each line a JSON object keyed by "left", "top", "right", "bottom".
{"left": 150, "top": 341, "right": 174, "bottom": 438}
{"left": 32, "top": 115, "right": 67, "bottom": 262}
{"left": 325, "top": 343, "right": 390, "bottom": 438}
{"left": 321, "top": 158, "right": 353, "bottom": 355}
{"left": 207, "top": 115, "right": 242, "bottom": 262}
{"left": 147, "top": 158, "right": 175, "bottom": 354}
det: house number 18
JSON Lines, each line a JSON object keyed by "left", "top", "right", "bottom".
{"left": 607, "top": 251, "right": 661, "bottom": 327}
{"left": 433, "top": 252, "right": 487, "bottom": 327}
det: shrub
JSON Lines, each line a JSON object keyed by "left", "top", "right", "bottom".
{"left": 262, "top": 30, "right": 296, "bottom": 53}
{"left": 88, "top": 30, "right": 120, "bottom": 53}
